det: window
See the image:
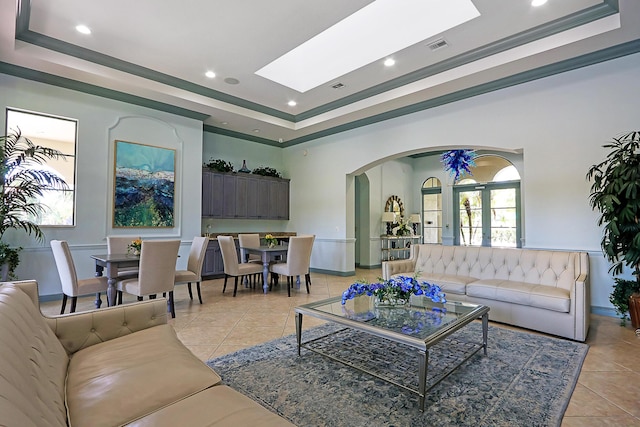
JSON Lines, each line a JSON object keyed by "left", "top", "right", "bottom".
{"left": 5, "top": 109, "right": 77, "bottom": 226}
{"left": 452, "top": 155, "right": 521, "bottom": 248}
{"left": 421, "top": 177, "right": 442, "bottom": 244}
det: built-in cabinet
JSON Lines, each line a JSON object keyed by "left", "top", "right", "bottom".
{"left": 202, "top": 170, "right": 290, "bottom": 219}
{"left": 201, "top": 239, "right": 241, "bottom": 278}
{"left": 380, "top": 235, "right": 421, "bottom": 262}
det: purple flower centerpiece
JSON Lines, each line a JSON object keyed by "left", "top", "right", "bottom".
{"left": 441, "top": 149, "right": 477, "bottom": 181}
{"left": 341, "top": 275, "right": 446, "bottom": 307}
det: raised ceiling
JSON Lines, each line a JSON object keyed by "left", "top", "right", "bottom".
{"left": 1, "top": 0, "right": 639, "bottom": 147}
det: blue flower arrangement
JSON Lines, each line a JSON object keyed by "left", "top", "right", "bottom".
{"left": 341, "top": 275, "right": 446, "bottom": 306}
{"left": 441, "top": 149, "right": 477, "bottom": 181}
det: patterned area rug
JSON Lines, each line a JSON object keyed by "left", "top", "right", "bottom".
{"left": 207, "top": 322, "right": 588, "bottom": 427}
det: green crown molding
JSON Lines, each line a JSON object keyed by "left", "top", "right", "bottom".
{"left": 203, "top": 124, "right": 283, "bottom": 147}
{"left": 0, "top": 61, "right": 209, "bottom": 121}
{"left": 280, "top": 37, "right": 640, "bottom": 147}
{"left": 13, "top": 0, "right": 618, "bottom": 125}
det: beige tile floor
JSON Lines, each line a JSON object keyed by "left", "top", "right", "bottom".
{"left": 40, "top": 268, "right": 640, "bottom": 426}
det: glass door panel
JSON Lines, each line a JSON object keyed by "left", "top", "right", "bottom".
{"left": 490, "top": 188, "right": 517, "bottom": 247}
{"left": 459, "top": 190, "right": 482, "bottom": 246}
{"left": 422, "top": 193, "right": 442, "bottom": 243}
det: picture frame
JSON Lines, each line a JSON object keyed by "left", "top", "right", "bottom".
{"left": 113, "top": 140, "right": 176, "bottom": 228}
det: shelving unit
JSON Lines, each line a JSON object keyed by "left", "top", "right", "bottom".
{"left": 380, "top": 235, "right": 421, "bottom": 262}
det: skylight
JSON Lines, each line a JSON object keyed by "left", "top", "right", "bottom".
{"left": 255, "top": 0, "right": 480, "bottom": 93}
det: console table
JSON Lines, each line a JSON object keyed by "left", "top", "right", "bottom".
{"left": 381, "top": 235, "right": 421, "bottom": 262}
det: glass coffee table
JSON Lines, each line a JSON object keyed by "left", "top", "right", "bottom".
{"left": 295, "top": 296, "right": 489, "bottom": 411}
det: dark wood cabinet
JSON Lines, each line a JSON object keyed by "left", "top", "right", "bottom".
{"left": 201, "top": 239, "right": 241, "bottom": 278}
{"left": 202, "top": 170, "right": 289, "bottom": 220}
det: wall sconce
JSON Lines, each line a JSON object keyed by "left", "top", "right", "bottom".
{"left": 382, "top": 212, "right": 396, "bottom": 235}
{"left": 409, "top": 213, "right": 421, "bottom": 235}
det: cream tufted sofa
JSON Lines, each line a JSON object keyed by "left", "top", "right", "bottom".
{"left": 0, "top": 280, "right": 293, "bottom": 427}
{"left": 382, "top": 245, "right": 590, "bottom": 341}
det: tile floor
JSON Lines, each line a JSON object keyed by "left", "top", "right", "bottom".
{"left": 40, "top": 268, "right": 640, "bottom": 426}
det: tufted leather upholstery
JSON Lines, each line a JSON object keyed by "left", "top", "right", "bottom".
{"left": 0, "top": 280, "right": 294, "bottom": 427}
{"left": 382, "top": 245, "right": 590, "bottom": 341}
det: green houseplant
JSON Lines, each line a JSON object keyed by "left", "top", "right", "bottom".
{"left": 587, "top": 131, "right": 640, "bottom": 325}
{"left": 0, "top": 129, "right": 68, "bottom": 280}
{"left": 204, "top": 158, "right": 234, "bottom": 173}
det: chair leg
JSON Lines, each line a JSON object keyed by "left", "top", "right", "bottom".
{"left": 196, "top": 282, "right": 202, "bottom": 304}
{"left": 137, "top": 296, "right": 143, "bottom": 301}
{"left": 233, "top": 276, "right": 239, "bottom": 297}
{"left": 287, "top": 276, "right": 291, "bottom": 297}
{"left": 187, "top": 283, "right": 193, "bottom": 300}
{"left": 223, "top": 275, "right": 229, "bottom": 293}
{"left": 118, "top": 291, "right": 123, "bottom": 305}
{"left": 70, "top": 297, "right": 78, "bottom": 313}
{"left": 168, "top": 291, "right": 175, "bottom": 318}
{"left": 60, "top": 294, "right": 68, "bottom": 314}
{"left": 95, "top": 292, "right": 102, "bottom": 309}
{"left": 305, "top": 273, "right": 311, "bottom": 293}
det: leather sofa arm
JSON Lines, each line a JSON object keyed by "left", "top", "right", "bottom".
{"left": 45, "top": 300, "right": 168, "bottom": 355}
{"left": 382, "top": 259, "right": 415, "bottom": 280}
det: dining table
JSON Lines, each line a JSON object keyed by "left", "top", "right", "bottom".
{"left": 91, "top": 253, "right": 140, "bottom": 307}
{"left": 239, "top": 245, "right": 288, "bottom": 294}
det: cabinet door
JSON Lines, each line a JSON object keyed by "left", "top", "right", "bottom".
{"left": 256, "top": 179, "right": 270, "bottom": 219}
{"left": 246, "top": 177, "right": 260, "bottom": 218}
{"left": 202, "top": 171, "right": 224, "bottom": 218}
{"left": 234, "top": 175, "right": 249, "bottom": 218}
{"left": 269, "top": 180, "right": 289, "bottom": 219}
{"left": 222, "top": 174, "right": 236, "bottom": 218}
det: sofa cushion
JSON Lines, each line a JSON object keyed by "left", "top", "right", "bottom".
{"left": 126, "top": 385, "right": 295, "bottom": 427}
{"left": 0, "top": 283, "right": 69, "bottom": 427}
{"left": 466, "top": 279, "right": 571, "bottom": 313}
{"left": 402, "top": 272, "right": 474, "bottom": 295}
{"left": 66, "top": 323, "right": 222, "bottom": 427}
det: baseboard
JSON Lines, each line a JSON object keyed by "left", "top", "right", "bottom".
{"left": 309, "top": 268, "right": 355, "bottom": 277}
{"left": 591, "top": 305, "right": 618, "bottom": 318}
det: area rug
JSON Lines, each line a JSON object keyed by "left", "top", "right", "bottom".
{"left": 207, "top": 322, "right": 588, "bottom": 427}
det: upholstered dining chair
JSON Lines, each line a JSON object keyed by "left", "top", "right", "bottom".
{"left": 174, "top": 236, "right": 209, "bottom": 304}
{"left": 218, "top": 236, "right": 263, "bottom": 297}
{"left": 107, "top": 235, "right": 140, "bottom": 279}
{"left": 238, "top": 233, "right": 263, "bottom": 286}
{"left": 115, "top": 240, "right": 180, "bottom": 317}
{"left": 50, "top": 240, "right": 109, "bottom": 314}
{"left": 269, "top": 235, "right": 315, "bottom": 297}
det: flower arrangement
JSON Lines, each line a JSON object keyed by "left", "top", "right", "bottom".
{"left": 128, "top": 238, "right": 142, "bottom": 255}
{"left": 392, "top": 216, "right": 412, "bottom": 236}
{"left": 341, "top": 275, "right": 446, "bottom": 306}
{"left": 264, "top": 234, "right": 278, "bottom": 248}
{"left": 441, "top": 149, "right": 476, "bottom": 181}
{"left": 204, "top": 158, "right": 234, "bottom": 173}
{"left": 252, "top": 166, "right": 281, "bottom": 178}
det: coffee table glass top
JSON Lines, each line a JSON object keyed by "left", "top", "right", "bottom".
{"left": 296, "top": 295, "right": 488, "bottom": 346}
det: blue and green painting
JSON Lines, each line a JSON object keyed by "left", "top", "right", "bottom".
{"left": 114, "top": 140, "right": 175, "bottom": 227}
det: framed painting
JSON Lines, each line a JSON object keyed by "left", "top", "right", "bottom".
{"left": 113, "top": 140, "right": 176, "bottom": 228}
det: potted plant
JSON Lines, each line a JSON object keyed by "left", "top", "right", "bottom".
{"left": 0, "top": 129, "right": 68, "bottom": 280}
{"left": 204, "top": 158, "right": 234, "bottom": 173}
{"left": 587, "top": 131, "right": 640, "bottom": 326}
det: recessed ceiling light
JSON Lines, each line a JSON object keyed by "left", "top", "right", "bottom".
{"left": 255, "top": 0, "right": 480, "bottom": 93}
{"left": 205, "top": 71, "right": 216, "bottom": 78}
{"left": 384, "top": 58, "right": 395, "bottom": 67}
{"left": 221, "top": 121, "right": 228, "bottom": 125}
{"left": 288, "top": 100, "right": 297, "bottom": 107}
{"left": 253, "top": 129, "right": 260, "bottom": 133}
{"left": 531, "top": 0, "right": 548, "bottom": 6}
{"left": 75, "top": 25, "right": 91, "bottom": 35}
{"left": 224, "top": 77, "right": 240, "bottom": 85}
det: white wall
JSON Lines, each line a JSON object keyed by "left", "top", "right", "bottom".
{"left": 282, "top": 51, "right": 640, "bottom": 313}
{"left": 1, "top": 74, "right": 203, "bottom": 296}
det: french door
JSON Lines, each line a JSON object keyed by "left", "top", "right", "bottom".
{"left": 453, "top": 181, "right": 520, "bottom": 247}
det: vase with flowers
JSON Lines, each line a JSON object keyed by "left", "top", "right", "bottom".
{"left": 392, "top": 216, "right": 413, "bottom": 236}
{"left": 264, "top": 234, "right": 278, "bottom": 248}
{"left": 128, "top": 238, "right": 142, "bottom": 256}
{"left": 341, "top": 275, "right": 446, "bottom": 307}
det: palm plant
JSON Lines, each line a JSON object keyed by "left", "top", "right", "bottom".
{"left": 0, "top": 129, "right": 68, "bottom": 278}
{"left": 587, "top": 131, "right": 640, "bottom": 323}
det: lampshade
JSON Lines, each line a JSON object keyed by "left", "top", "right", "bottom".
{"left": 409, "top": 214, "right": 421, "bottom": 223}
{"left": 381, "top": 212, "right": 396, "bottom": 223}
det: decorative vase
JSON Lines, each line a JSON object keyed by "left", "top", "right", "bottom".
{"left": 374, "top": 295, "right": 409, "bottom": 307}
{"left": 238, "top": 160, "right": 250, "bottom": 173}
{"left": 268, "top": 242, "right": 275, "bottom": 248}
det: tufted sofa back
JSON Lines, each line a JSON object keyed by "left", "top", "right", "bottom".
{"left": 413, "top": 245, "right": 585, "bottom": 291}
{"left": 0, "top": 281, "right": 69, "bottom": 427}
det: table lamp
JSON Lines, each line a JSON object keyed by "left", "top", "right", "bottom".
{"left": 382, "top": 212, "right": 396, "bottom": 235}
{"left": 409, "top": 214, "right": 421, "bottom": 235}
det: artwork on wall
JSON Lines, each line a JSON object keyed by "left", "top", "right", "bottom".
{"left": 113, "top": 140, "right": 176, "bottom": 228}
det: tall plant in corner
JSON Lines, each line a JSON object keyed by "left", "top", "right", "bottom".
{"left": 587, "top": 131, "right": 640, "bottom": 324}
{"left": 0, "top": 129, "right": 68, "bottom": 280}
